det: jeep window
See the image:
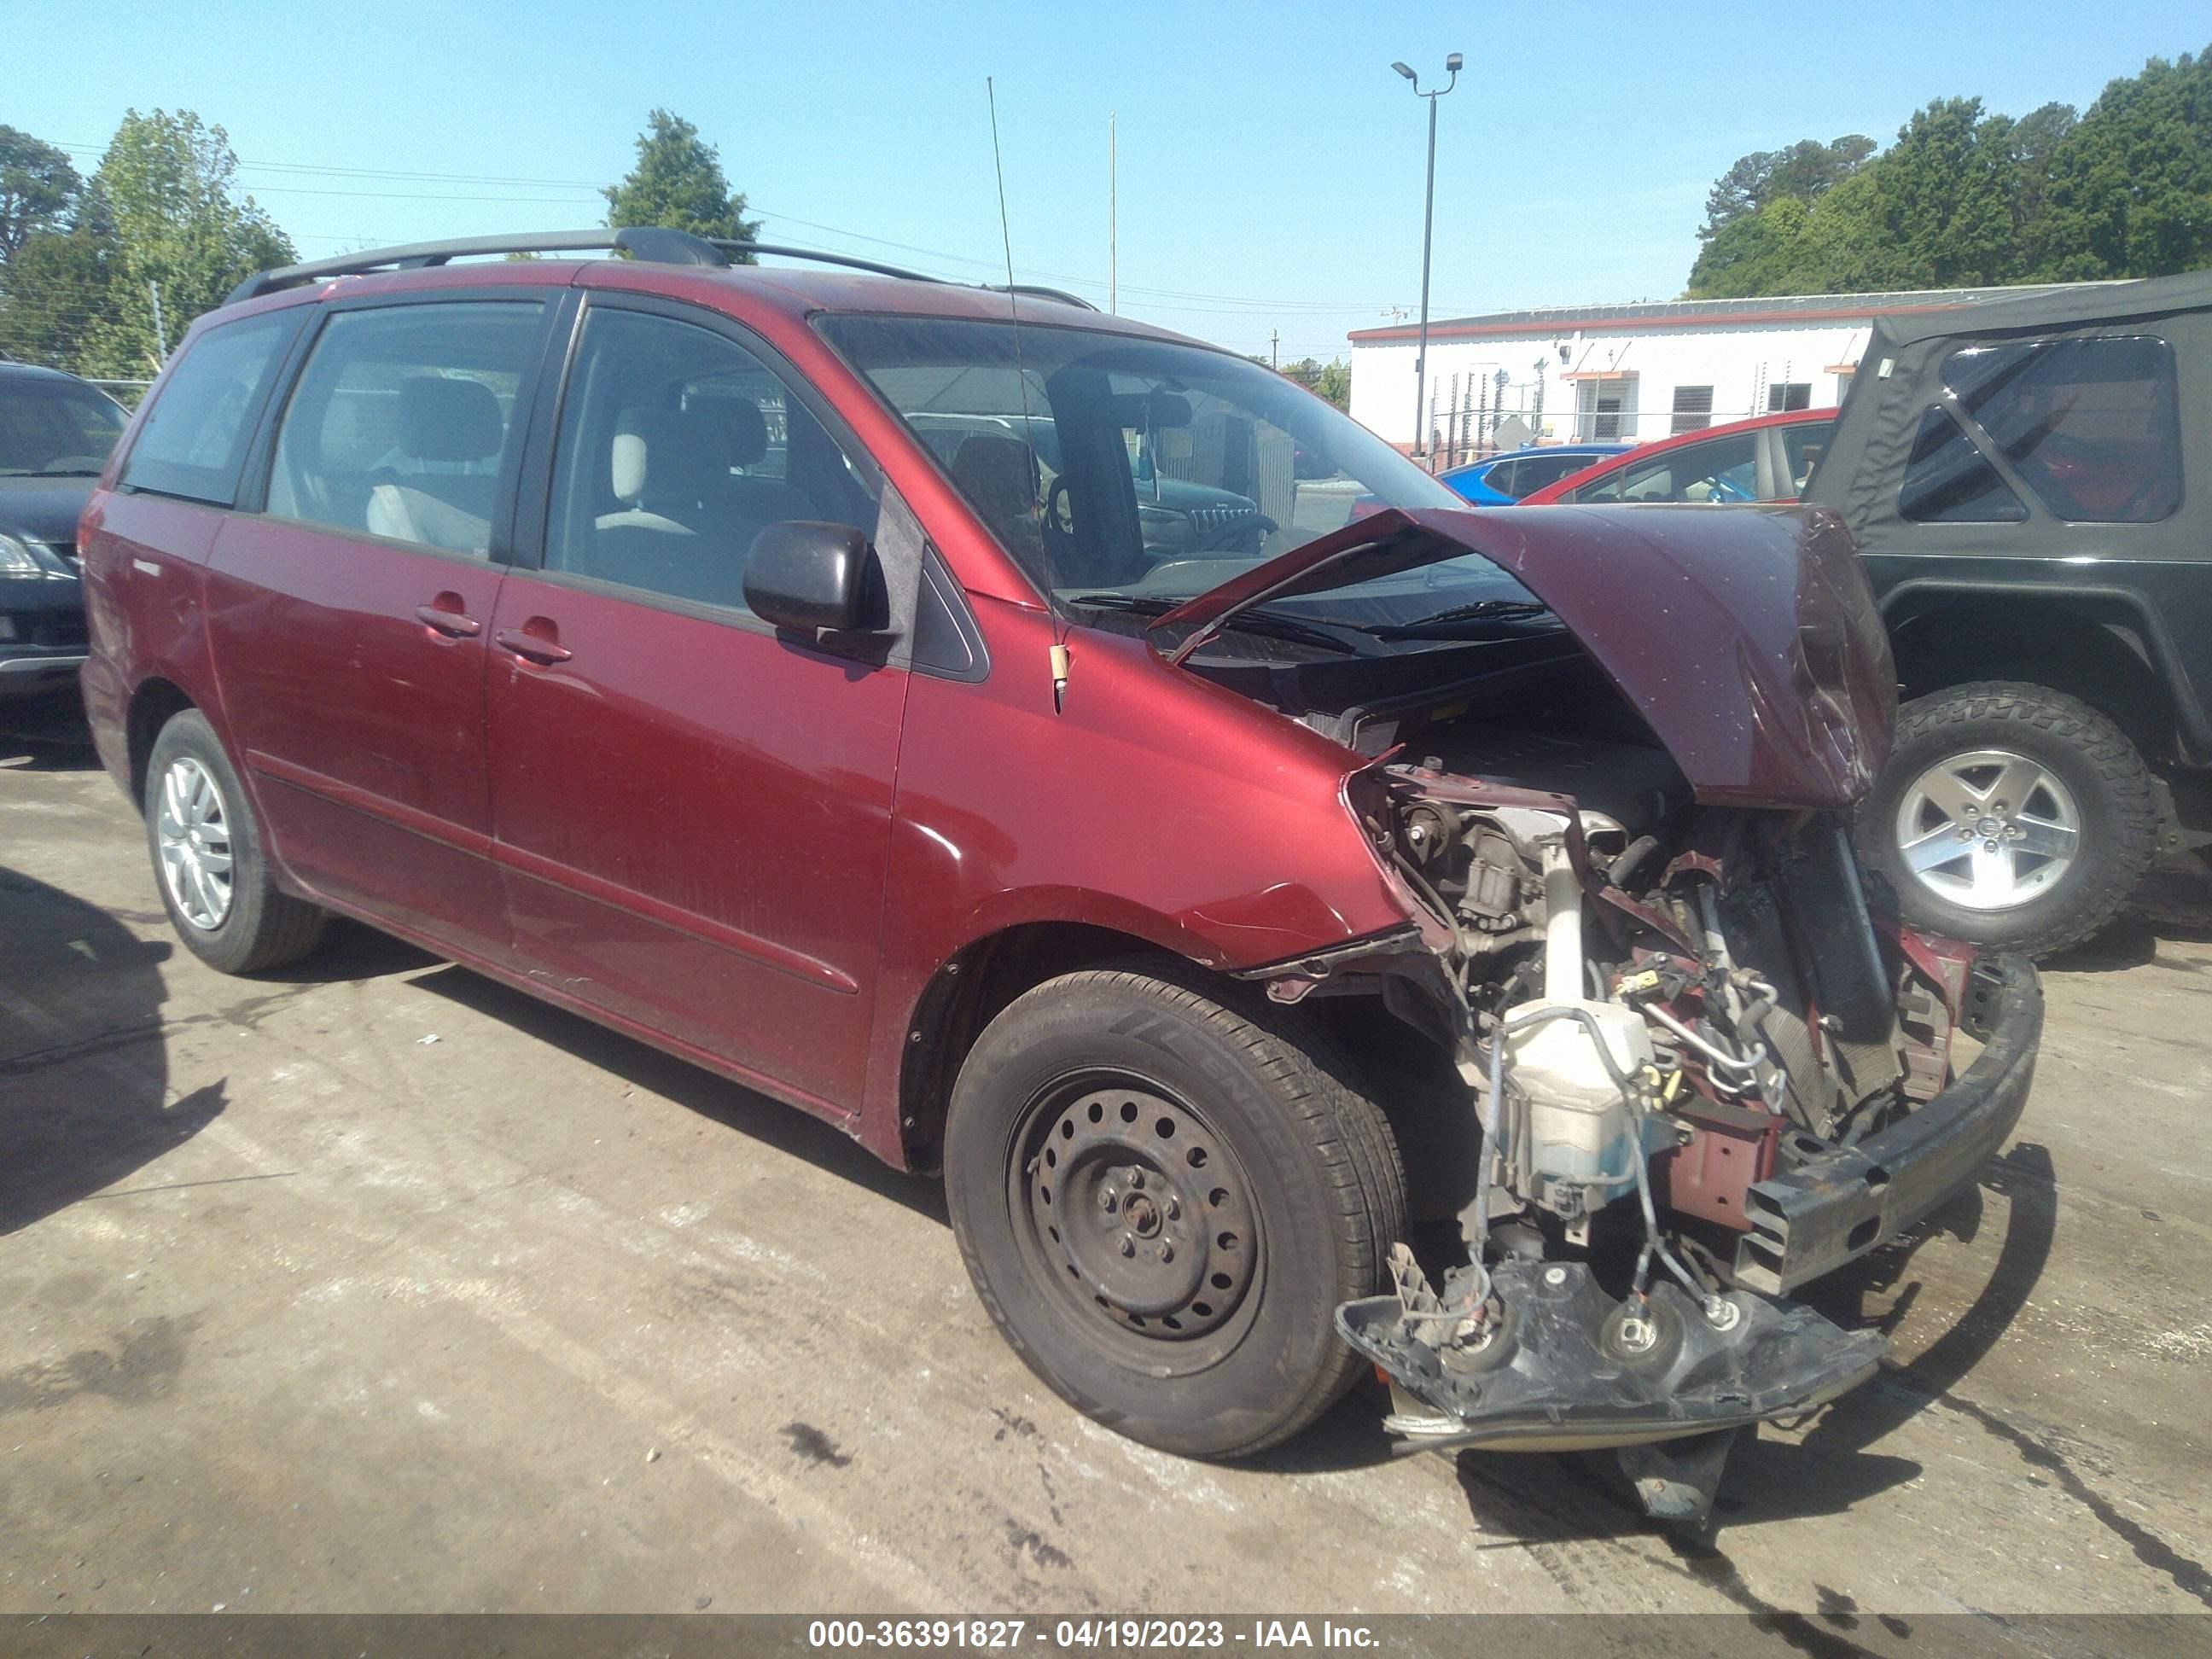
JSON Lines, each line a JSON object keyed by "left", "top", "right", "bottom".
{"left": 1899, "top": 405, "right": 2029, "bottom": 523}
{"left": 119, "top": 311, "right": 299, "bottom": 505}
{"left": 0, "top": 378, "right": 125, "bottom": 477}
{"left": 1941, "top": 335, "right": 2182, "bottom": 523}
{"left": 818, "top": 316, "right": 1544, "bottom": 639}
{"left": 265, "top": 301, "right": 544, "bottom": 556}
{"left": 544, "top": 306, "right": 876, "bottom": 614}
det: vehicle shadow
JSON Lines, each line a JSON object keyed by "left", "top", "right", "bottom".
{"left": 0, "top": 691, "right": 100, "bottom": 772}
{"left": 0, "top": 865, "right": 223, "bottom": 1237}
{"left": 404, "top": 960, "right": 950, "bottom": 1226}
{"left": 2044, "top": 861, "right": 2212, "bottom": 973}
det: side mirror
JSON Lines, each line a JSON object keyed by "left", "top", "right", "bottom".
{"left": 743, "top": 521, "right": 887, "bottom": 634}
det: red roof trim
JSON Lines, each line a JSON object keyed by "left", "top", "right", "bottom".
{"left": 1348, "top": 298, "right": 1984, "bottom": 345}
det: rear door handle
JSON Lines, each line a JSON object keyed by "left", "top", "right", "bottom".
{"left": 494, "top": 623, "right": 572, "bottom": 665}
{"left": 415, "top": 600, "right": 482, "bottom": 638}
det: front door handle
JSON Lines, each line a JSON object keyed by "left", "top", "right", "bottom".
{"left": 494, "top": 621, "right": 573, "bottom": 665}
{"left": 415, "top": 597, "right": 482, "bottom": 638}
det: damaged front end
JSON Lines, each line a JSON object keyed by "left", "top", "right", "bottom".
{"left": 1187, "top": 507, "right": 2041, "bottom": 1521}
{"left": 1303, "top": 770, "right": 2039, "bottom": 1519}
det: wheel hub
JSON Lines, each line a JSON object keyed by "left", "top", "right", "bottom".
{"left": 1894, "top": 748, "right": 2081, "bottom": 912}
{"left": 1026, "top": 1086, "right": 1256, "bottom": 1339}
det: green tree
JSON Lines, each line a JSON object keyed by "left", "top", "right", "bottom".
{"left": 1685, "top": 47, "right": 2211, "bottom": 296}
{"left": 1313, "top": 358, "right": 1352, "bottom": 410}
{"left": 0, "top": 214, "right": 116, "bottom": 366}
{"left": 0, "top": 126, "right": 82, "bottom": 260}
{"left": 2035, "top": 48, "right": 2212, "bottom": 279}
{"left": 78, "top": 110, "right": 293, "bottom": 376}
{"left": 603, "top": 110, "right": 760, "bottom": 256}
{"left": 1697, "top": 136, "right": 1875, "bottom": 241}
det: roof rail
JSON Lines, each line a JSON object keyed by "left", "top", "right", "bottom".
{"left": 227, "top": 227, "right": 1102, "bottom": 311}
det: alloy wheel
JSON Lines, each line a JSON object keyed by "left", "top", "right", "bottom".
{"left": 1893, "top": 748, "right": 2081, "bottom": 912}
{"left": 155, "top": 756, "right": 236, "bottom": 931}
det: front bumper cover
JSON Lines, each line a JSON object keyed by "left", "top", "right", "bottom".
{"left": 1735, "top": 952, "right": 2041, "bottom": 1295}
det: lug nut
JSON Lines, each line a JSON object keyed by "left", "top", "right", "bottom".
{"left": 1956, "top": 826, "right": 1973, "bottom": 841}
{"left": 1984, "top": 839, "right": 2000, "bottom": 853}
{"left": 1129, "top": 1170, "right": 1145, "bottom": 1190}
{"left": 1099, "top": 1186, "right": 1119, "bottom": 1213}
{"left": 1157, "top": 1242, "right": 1174, "bottom": 1264}
{"left": 1165, "top": 1197, "right": 1181, "bottom": 1221}
{"left": 1119, "top": 1233, "right": 1136, "bottom": 1257}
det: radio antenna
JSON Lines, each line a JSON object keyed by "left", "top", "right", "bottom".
{"left": 987, "top": 76, "right": 1071, "bottom": 710}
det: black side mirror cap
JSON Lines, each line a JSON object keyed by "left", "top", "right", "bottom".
{"left": 743, "top": 521, "right": 888, "bottom": 634}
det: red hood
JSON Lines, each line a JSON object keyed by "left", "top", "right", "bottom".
{"left": 1148, "top": 504, "right": 1895, "bottom": 810}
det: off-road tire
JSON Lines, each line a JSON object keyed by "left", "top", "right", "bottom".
{"left": 943, "top": 963, "right": 1405, "bottom": 1460}
{"left": 1857, "top": 681, "right": 2155, "bottom": 957}
{"left": 144, "top": 709, "right": 326, "bottom": 975}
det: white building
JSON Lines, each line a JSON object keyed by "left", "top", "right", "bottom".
{"left": 1346, "top": 285, "right": 2091, "bottom": 457}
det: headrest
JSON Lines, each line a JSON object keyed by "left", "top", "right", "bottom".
{"left": 685, "top": 396, "right": 769, "bottom": 467}
{"left": 399, "top": 375, "right": 504, "bottom": 464}
{"left": 612, "top": 407, "right": 724, "bottom": 506}
{"left": 950, "top": 433, "right": 1040, "bottom": 523}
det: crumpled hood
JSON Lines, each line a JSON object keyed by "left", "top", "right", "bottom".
{"left": 1148, "top": 504, "right": 1895, "bottom": 810}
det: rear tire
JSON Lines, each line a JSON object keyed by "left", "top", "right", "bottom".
{"left": 1857, "top": 681, "right": 2155, "bottom": 957}
{"left": 943, "top": 963, "right": 1405, "bottom": 1459}
{"left": 145, "top": 709, "right": 325, "bottom": 975}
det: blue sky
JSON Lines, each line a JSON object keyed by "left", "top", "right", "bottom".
{"left": 7, "top": 1, "right": 2200, "bottom": 360}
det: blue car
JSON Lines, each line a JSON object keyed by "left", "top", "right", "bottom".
{"left": 1437, "top": 443, "right": 1632, "bottom": 505}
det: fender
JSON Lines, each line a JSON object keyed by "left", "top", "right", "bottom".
{"left": 1875, "top": 573, "right": 2209, "bottom": 750}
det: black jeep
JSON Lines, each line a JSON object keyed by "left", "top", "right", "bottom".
{"left": 1805, "top": 269, "right": 2209, "bottom": 954}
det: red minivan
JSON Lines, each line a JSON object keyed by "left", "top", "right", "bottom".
{"left": 79, "top": 230, "right": 2040, "bottom": 1518}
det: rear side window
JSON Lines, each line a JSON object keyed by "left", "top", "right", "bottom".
{"left": 1900, "top": 407, "right": 2028, "bottom": 523}
{"left": 1941, "top": 335, "right": 2182, "bottom": 523}
{"left": 265, "top": 300, "right": 545, "bottom": 556}
{"left": 1515, "top": 452, "right": 1593, "bottom": 494}
{"left": 119, "top": 311, "right": 299, "bottom": 504}
{"left": 1480, "top": 459, "right": 1520, "bottom": 498}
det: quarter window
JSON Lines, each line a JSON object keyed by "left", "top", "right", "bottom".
{"left": 266, "top": 301, "right": 545, "bottom": 556}
{"left": 1941, "top": 335, "right": 2181, "bottom": 523}
{"left": 544, "top": 306, "right": 876, "bottom": 613}
{"left": 119, "top": 311, "right": 299, "bottom": 505}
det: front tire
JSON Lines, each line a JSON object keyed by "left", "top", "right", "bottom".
{"left": 944, "top": 964, "right": 1405, "bottom": 1459}
{"left": 1857, "top": 681, "right": 2156, "bottom": 957}
{"left": 145, "top": 709, "right": 325, "bottom": 975}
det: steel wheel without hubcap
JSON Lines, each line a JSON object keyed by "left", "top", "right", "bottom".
{"left": 1894, "top": 748, "right": 2081, "bottom": 912}
{"left": 1013, "top": 1075, "right": 1260, "bottom": 1363}
{"left": 154, "top": 756, "right": 235, "bottom": 931}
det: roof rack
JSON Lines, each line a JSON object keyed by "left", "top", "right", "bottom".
{"left": 226, "top": 228, "right": 1097, "bottom": 310}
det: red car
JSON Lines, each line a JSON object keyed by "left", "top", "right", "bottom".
{"left": 77, "top": 230, "right": 2038, "bottom": 1518}
{"left": 1519, "top": 406, "right": 1838, "bottom": 506}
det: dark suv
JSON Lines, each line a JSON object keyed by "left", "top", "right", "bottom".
{"left": 79, "top": 229, "right": 2040, "bottom": 1520}
{"left": 0, "top": 359, "right": 127, "bottom": 699}
{"left": 1806, "top": 270, "right": 2210, "bottom": 954}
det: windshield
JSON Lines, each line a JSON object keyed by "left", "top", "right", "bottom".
{"left": 0, "top": 377, "right": 127, "bottom": 476}
{"left": 818, "top": 315, "right": 1545, "bottom": 637}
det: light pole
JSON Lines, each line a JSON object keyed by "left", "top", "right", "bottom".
{"left": 1392, "top": 53, "right": 1461, "bottom": 463}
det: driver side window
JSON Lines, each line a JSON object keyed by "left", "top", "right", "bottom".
{"left": 544, "top": 306, "right": 876, "bottom": 613}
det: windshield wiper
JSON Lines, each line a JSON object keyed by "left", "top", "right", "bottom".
{"left": 1068, "top": 593, "right": 1363, "bottom": 655}
{"left": 1358, "top": 598, "right": 1554, "bottom": 639}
